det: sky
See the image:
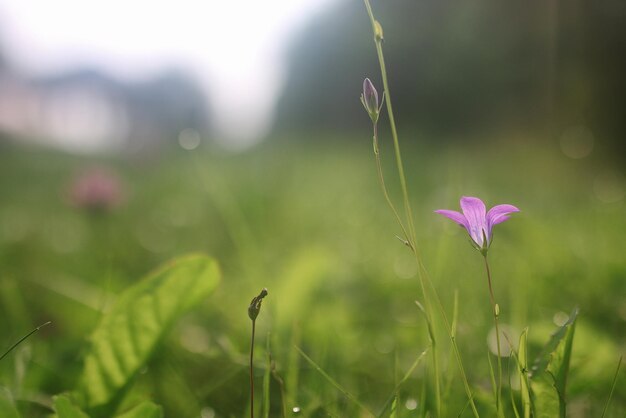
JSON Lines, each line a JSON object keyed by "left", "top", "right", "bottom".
{"left": 0, "top": 0, "right": 338, "bottom": 148}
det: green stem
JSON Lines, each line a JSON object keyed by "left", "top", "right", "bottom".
{"left": 362, "top": 2, "right": 484, "bottom": 416}
{"left": 419, "top": 262, "right": 479, "bottom": 418}
{"left": 372, "top": 122, "right": 412, "bottom": 247}
{"left": 362, "top": 2, "right": 442, "bottom": 414}
{"left": 0, "top": 321, "right": 51, "bottom": 362}
{"left": 484, "top": 255, "right": 503, "bottom": 415}
{"left": 250, "top": 319, "right": 256, "bottom": 418}
{"left": 364, "top": 2, "right": 479, "bottom": 417}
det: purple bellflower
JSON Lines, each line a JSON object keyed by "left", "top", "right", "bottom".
{"left": 435, "top": 196, "right": 519, "bottom": 254}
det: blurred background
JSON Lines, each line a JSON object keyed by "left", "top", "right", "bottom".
{"left": 0, "top": 0, "right": 624, "bottom": 417}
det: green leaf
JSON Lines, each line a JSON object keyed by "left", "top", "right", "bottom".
{"left": 0, "top": 388, "right": 21, "bottom": 418}
{"left": 54, "top": 395, "right": 90, "bottom": 418}
{"left": 76, "top": 254, "right": 221, "bottom": 415}
{"left": 115, "top": 401, "right": 163, "bottom": 418}
{"left": 530, "top": 307, "right": 578, "bottom": 418}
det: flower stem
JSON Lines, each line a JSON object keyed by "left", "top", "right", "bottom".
{"left": 362, "top": 7, "right": 441, "bottom": 414}
{"left": 250, "top": 318, "right": 257, "bottom": 418}
{"left": 372, "top": 122, "right": 412, "bottom": 246}
{"left": 362, "top": 2, "right": 482, "bottom": 416}
{"left": 483, "top": 255, "right": 503, "bottom": 415}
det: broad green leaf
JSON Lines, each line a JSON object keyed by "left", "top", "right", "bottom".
{"left": 530, "top": 308, "right": 578, "bottom": 418}
{"left": 115, "top": 401, "right": 163, "bottom": 418}
{"left": 77, "top": 254, "right": 220, "bottom": 415}
{"left": 54, "top": 394, "right": 90, "bottom": 418}
{"left": 0, "top": 388, "right": 21, "bottom": 418}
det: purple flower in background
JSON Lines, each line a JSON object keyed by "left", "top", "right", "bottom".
{"left": 68, "top": 167, "right": 125, "bottom": 213}
{"left": 435, "top": 196, "right": 519, "bottom": 253}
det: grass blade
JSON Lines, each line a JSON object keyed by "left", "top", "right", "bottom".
{"left": 262, "top": 334, "right": 271, "bottom": 418}
{"left": 389, "top": 396, "right": 398, "bottom": 418}
{"left": 377, "top": 347, "right": 430, "bottom": 418}
{"left": 508, "top": 355, "right": 521, "bottom": 418}
{"left": 295, "top": 346, "right": 375, "bottom": 417}
{"left": 600, "top": 355, "right": 622, "bottom": 418}
{"left": 518, "top": 328, "right": 531, "bottom": 418}
{"left": 0, "top": 321, "right": 51, "bottom": 363}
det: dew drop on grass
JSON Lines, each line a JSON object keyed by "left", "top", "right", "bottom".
{"left": 405, "top": 398, "right": 418, "bottom": 410}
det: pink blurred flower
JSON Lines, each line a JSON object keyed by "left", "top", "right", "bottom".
{"left": 68, "top": 167, "right": 125, "bottom": 212}
{"left": 435, "top": 196, "right": 519, "bottom": 253}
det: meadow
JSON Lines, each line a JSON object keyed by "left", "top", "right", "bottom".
{"left": 0, "top": 131, "right": 624, "bottom": 417}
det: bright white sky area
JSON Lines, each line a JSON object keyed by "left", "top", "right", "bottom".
{"left": 0, "top": 0, "right": 338, "bottom": 149}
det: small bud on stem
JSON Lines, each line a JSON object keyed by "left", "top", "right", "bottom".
{"left": 361, "top": 78, "right": 383, "bottom": 124}
{"left": 248, "top": 288, "right": 268, "bottom": 321}
{"left": 248, "top": 288, "right": 268, "bottom": 418}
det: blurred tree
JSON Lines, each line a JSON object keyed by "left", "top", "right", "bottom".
{"left": 273, "top": 0, "right": 626, "bottom": 157}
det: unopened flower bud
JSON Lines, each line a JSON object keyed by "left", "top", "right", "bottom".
{"left": 361, "top": 78, "right": 380, "bottom": 123}
{"left": 248, "top": 288, "right": 268, "bottom": 321}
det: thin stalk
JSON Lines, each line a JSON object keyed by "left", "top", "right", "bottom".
{"left": 0, "top": 321, "right": 51, "bottom": 362}
{"left": 250, "top": 319, "right": 257, "bottom": 418}
{"left": 362, "top": 1, "right": 481, "bottom": 415}
{"left": 362, "top": 2, "right": 441, "bottom": 415}
{"left": 423, "top": 263, "right": 479, "bottom": 417}
{"left": 372, "top": 123, "right": 412, "bottom": 247}
{"left": 600, "top": 356, "right": 622, "bottom": 418}
{"left": 483, "top": 255, "right": 503, "bottom": 415}
{"left": 296, "top": 346, "right": 376, "bottom": 417}
{"left": 248, "top": 288, "right": 267, "bottom": 418}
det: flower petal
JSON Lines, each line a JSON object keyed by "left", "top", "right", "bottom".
{"left": 487, "top": 204, "right": 520, "bottom": 226}
{"left": 460, "top": 196, "right": 487, "bottom": 246}
{"left": 487, "top": 204, "right": 520, "bottom": 236}
{"left": 434, "top": 209, "right": 469, "bottom": 229}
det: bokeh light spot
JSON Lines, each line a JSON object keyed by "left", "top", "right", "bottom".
{"left": 405, "top": 398, "right": 418, "bottom": 410}
{"left": 487, "top": 323, "right": 517, "bottom": 357}
{"left": 178, "top": 128, "right": 202, "bottom": 150}
{"left": 560, "top": 125, "right": 594, "bottom": 159}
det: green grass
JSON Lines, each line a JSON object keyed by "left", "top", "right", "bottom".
{"left": 0, "top": 135, "right": 624, "bottom": 417}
